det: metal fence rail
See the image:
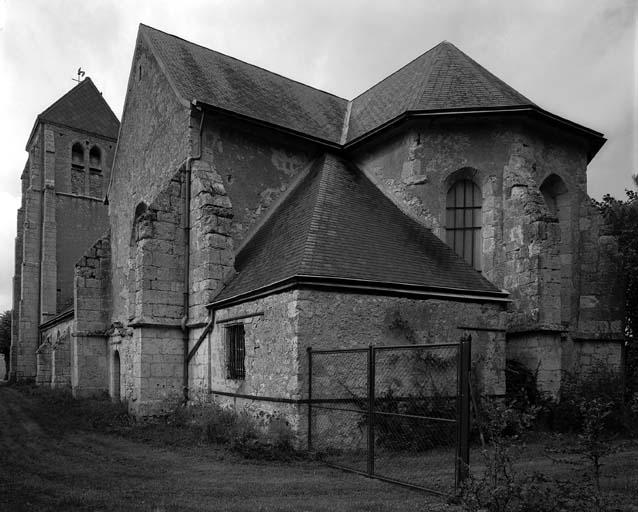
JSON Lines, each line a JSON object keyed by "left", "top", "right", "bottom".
{"left": 307, "top": 336, "right": 471, "bottom": 495}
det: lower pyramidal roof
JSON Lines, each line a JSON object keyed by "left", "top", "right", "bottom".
{"left": 211, "top": 154, "right": 508, "bottom": 307}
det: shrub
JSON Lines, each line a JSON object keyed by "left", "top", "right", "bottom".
{"left": 551, "top": 365, "right": 634, "bottom": 435}
{"left": 460, "top": 397, "right": 596, "bottom": 512}
{"left": 172, "top": 401, "right": 299, "bottom": 460}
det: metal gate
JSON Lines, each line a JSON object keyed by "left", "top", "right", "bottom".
{"left": 307, "top": 336, "right": 470, "bottom": 495}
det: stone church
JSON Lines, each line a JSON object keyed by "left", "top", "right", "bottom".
{"left": 11, "top": 25, "right": 623, "bottom": 421}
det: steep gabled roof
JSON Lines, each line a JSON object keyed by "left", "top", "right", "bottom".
{"left": 36, "top": 78, "right": 120, "bottom": 141}
{"left": 213, "top": 154, "right": 505, "bottom": 305}
{"left": 346, "top": 41, "right": 536, "bottom": 142}
{"left": 140, "top": 24, "right": 348, "bottom": 144}
{"left": 139, "top": 25, "right": 603, "bottom": 157}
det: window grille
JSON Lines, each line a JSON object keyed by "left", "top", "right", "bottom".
{"left": 445, "top": 179, "right": 482, "bottom": 270}
{"left": 226, "top": 324, "right": 245, "bottom": 380}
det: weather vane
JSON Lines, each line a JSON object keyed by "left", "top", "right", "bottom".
{"left": 72, "top": 67, "right": 86, "bottom": 83}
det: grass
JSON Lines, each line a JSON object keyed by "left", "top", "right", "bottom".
{"left": 0, "top": 384, "right": 450, "bottom": 511}
{"left": 2, "top": 384, "right": 637, "bottom": 511}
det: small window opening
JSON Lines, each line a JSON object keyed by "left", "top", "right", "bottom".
{"left": 71, "top": 143, "right": 84, "bottom": 169}
{"left": 540, "top": 174, "right": 568, "bottom": 217}
{"left": 89, "top": 146, "right": 102, "bottom": 171}
{"left": 226, "top": 324, "right": 245, "bottom": 380}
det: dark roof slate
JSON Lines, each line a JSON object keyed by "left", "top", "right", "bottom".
{"left": 38, "top": 78, "right": 120, "bottom": 139}
{"left": 347, "top": 41, "right": 536, "bottom": 142}
{"left": 140, "top": 25, "right": 348, "bottom": 143}
{"left": 215, "top": 154, "right": 501, "bottom": 302}
{"left": 140, "top": 26, "right": 539, "bottom": 146}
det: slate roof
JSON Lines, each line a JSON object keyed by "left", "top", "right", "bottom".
{"left": 37, "top": 78, "right": 120, "bottom": 140}
{"left": 140, "top": 25, "right": 348, "bottom": 143}
{"left": 214, "top": 154, "right": 504, "bottom": 304}
{"left": 346, "top": 41, "right": 536, "bottom": 142}
{"left": 140, "top": 25, "right": 555, "bottom": 147}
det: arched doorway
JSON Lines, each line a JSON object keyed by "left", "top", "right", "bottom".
{"left": 112, "top": 351, "right": 121, "bottom": 401}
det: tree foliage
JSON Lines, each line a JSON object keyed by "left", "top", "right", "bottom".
{"left": 0, "top": 310, "right": 11, "bottom": 356}
{"left": 595, "top": 176, "right": 638, "bottom": 393}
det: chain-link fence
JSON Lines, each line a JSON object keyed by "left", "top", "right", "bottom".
{"left": 307, "top": 337, "right": 471, "bottom": 495}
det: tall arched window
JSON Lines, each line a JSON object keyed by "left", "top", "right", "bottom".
{"left": 445, "top": 179, "right": 482, "bottom": 270}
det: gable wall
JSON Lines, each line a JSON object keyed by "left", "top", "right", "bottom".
{"left": 109, "top": 39, "right": 191, "bottom": 322}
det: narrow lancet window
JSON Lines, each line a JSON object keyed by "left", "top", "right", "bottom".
{"left": 445, "top": 179, "right": 482, "bottom": 270}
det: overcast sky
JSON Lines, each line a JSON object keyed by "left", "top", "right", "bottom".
{"left": 0, "top": 0, "right": 636, "bottom": 312}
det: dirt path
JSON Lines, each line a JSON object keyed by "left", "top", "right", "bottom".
{"left": 0, "top": 386, "right": 451, "bottom": 511}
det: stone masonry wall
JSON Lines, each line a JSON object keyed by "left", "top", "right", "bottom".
{"left": 295, "top": 290, "right": 507, "bottom": 397}
{"left": 72, "top": 234, "right": 111, "bottom": 397}
{"left": 39, "top": 316, "right": 74, "bottom": 389}
{"left": 575, "top": 202, "right": 624, "bottom": 338}
{"left": 116, "top": 170, "right": 186, "bottom": 414}
{"left": 15, "top": 128, "right": 44, "bottom": 380}
{"left": 189, "top": 291, "right": 302, "bottom": 435}
{"left": 193, "top": 290, "right": 505, "bottom": 443}
{"left": 10, "top": 169, "right": 26, "bottom": 380}
{"left": 128, "top": 172, "right": 184, "bottom": 324}
{"left": 350, "top": 116, "right": 623, "bottom": 380}
{"left": 109, "top": 36, "right": 190, "bottom": 322}
{"left": 11, "top": 119, "right": 113, "bottom": 382}
{"left": 200, "top": 115, "right": 321, "bottom": 246}
{"left": 201, "top": 290, "right": 301, "bottom": 400}
{"left": 56, "top": 195, "right": 109, "bottom": 312}
{"left": 188, "top": 161, "right": 235, "bottom": 325}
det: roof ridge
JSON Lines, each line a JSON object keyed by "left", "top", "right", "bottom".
{"left": 39, "top": 78, "right": 92, "bottom": 118}
{"left": 233, "top": 157, "right": 322, "bottom": 258}
{"left": 299, "top": 154, "right": 332, "bottom": 274}
{"left": 139, "top": 24, "right": 348, "bottom": 102}
{"left": 407, "top": 42, "right": 446, "bottom": 109}
{"left": 339, "top": 101, "right": 352, "bottom": 145}
{"left": 349, "top": 41, "right": 446, "bottom": 103}
{"left": 438, "top": 42, "right": 536, "bottom": 106}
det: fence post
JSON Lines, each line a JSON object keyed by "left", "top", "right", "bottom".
{"left": 456, "top": 334, "right": 471, "bottom": 487}
{"left": 307, "top": 346, "right": 313, "bottom": 452}
{"left": 367, "top": 345, "right": 376, "bottom": 477}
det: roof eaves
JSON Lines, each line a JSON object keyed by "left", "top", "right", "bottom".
{"left": 194, "top": 100, "right": 343, "bottom": 148}
{"left": 39, "top": 307, "right": 74, "bottom": 331}
{"left": 343, "top": 105, "right": 605, "bottom": 158}
{"left": 208, "top": 274, "right": 511, "bottom": 310}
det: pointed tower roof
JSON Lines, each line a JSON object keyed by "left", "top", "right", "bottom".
{"left": 28, "top": 78, "right": 119, "bottom": 148}
{"left": 347, "top": 41, "right": 535, "bottom": 142}
{"left": 212, "top": 154, "right": 507, "bottom": 306}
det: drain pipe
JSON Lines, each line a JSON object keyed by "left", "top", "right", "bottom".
{"left": 182, "top": 106, "right": 205, "bottom": 403}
